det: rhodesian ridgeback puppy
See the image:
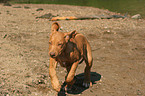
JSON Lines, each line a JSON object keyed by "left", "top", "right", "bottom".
{"left": 49, "top": 22, "right": 93, "bottom": 92}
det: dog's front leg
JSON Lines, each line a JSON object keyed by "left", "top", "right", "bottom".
{"left": 65, "top": 61, "right": 79, "bottom": 90}
{"left": 49, "top": 58, "right": 61, "bottom": 92}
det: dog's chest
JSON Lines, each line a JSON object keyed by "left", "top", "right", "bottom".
{"left": 57, "top": 48, "right": 80, "bottom": 67}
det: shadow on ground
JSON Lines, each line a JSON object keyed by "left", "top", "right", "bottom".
{"left": 58, "top": 72, "right": 101, "bottom": 96}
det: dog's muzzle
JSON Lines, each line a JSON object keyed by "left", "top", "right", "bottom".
{"left": 50, "top": 52, "right": 56, "bottom": 58}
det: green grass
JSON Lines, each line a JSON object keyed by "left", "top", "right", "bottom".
{"left": 10, "top": 0, "right": 145, "bottom": 18}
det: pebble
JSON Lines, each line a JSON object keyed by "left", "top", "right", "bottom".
{"left": 24, "top": 6, "right": 30, "bottom": 9}
{"left": 3, "top": 3, "right": 12, "bottom": 6}
{"left": 131, "top": 14, "right": 141, "bottom": 19}
{"left": 13, "top": 6, "right": 22, "bottom": 8}
{"left": 36, "top": 8, "right": 44, "bottom": 11}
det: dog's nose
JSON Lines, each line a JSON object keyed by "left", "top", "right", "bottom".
{"left": 50, "top": 52, "right": 56, "bottom": 57}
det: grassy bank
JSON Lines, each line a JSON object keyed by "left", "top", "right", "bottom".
{"left": 9, "top": 0, "right": 145, "bottom": 18}
{"left": 10, "top": 0, "right": 67, "bottom": 4}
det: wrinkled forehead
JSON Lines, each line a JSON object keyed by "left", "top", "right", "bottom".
{"left": 49, "top": 32, "right": 65, "bottom": 42}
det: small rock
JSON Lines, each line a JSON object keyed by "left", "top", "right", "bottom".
{"left": 36, "top": 13, "right": 55, "bottom": 19}
{"left": 137, "top": 89, "right": 142, "bottom": 95}
{"left": 24, "top": 6, "right": 30, "bottom": 9}
{"left": 131, "top": 14, "right": 141, "bottom": 19}
{"left": 3, "top": 34, "right": 7, "bottom": 38}
{"left": 13, "top": 6, "right": 22, "bottom": 8}
{"left": 36, "top": 8, "right": 44, "bottom": 11}
{"left": 3, "top": 2, "right": 12, "bottom": 6}
{"left": 90, "top": 90, "right": 93, "bottom": 92}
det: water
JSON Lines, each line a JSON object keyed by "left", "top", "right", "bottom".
{"left": 14, "top": 0, "right": 145, "bottom": 18}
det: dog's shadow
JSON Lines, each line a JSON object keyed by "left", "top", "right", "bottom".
{"left": 58, "top": 72, "right": 101, "bottom": 96}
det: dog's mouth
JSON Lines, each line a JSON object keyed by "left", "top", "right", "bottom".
{"left": 50, "top": 55, "right": 57, "bottom": 58}
{"left": 49, "top": 52, "right": 62, "bottom": 58}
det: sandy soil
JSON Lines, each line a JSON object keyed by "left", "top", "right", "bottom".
{"left": 0, "top": 4, "right": 145, "bottom": 96}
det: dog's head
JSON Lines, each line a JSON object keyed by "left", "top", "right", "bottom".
{"left": 49, "top": 22, "right": 77, "bottom": 58}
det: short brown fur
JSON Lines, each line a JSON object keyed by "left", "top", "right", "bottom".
{"left": 49, "top": 22, "right": 93, "bottom": 92}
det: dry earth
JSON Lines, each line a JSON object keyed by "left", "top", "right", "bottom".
{"left": 0, "top": 4, "right": 145, "bottom": 96}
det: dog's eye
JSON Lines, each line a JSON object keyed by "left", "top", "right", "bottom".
{"left": 49, "top": 42, "right": 52, "bottom": 45}
{"left": 58, "top": 43, "right": 62, "bottom": 46}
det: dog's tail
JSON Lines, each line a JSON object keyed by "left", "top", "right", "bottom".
{"left": 51, "top": 22, "right": 60, "bottom": 32}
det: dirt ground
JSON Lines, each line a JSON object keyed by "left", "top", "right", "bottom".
{"left": 0, "top": 4, "right": 145, "bottom": 96}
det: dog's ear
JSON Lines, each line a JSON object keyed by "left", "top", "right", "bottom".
{"left": 51, "top": 22, "right": 60, "bottom": 32}
{"left": 64, "top": 30, "right": 77, "bottom": 42}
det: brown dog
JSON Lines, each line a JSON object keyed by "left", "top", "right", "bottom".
{"left": 49, "top": 22, "right": 93, "bottom": 92}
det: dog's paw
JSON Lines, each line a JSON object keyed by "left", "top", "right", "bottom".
{"left": 53, "top": 85, "right": 61, "bottom": 92}
{"left": 82, "top": 81, "right": 92, "bottom": 88}
{"left": 65, "top": 85, "right": 71, "bottom": 92}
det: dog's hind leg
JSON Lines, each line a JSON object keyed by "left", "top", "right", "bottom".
{"left": 83, "top": 44, "right": 93, "bottom": 88}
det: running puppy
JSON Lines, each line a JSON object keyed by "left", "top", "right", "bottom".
{"left": 49, "top": 22, "right": 93, "bottom": 92}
